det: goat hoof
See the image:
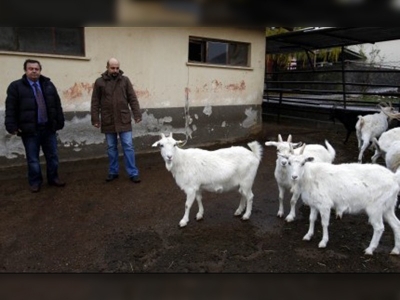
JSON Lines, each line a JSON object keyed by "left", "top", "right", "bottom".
{"left": 318, "top": 241, "right": 327, "bottom": 248}
{"left": 285, "top": 215, "right": 294, "bottom": 222}
{"left": 196, "top": 214, "right": 203, "bottom": 221}
{"left": 364, "top": 248, "right": 374, "bottom": 255}
{"left": 241, "top": 215, "right": 250, "bottom": 221}
{"left": 303, "top": 234, "right": 312, "bottom": 241}
{"left": 179, "top": 220, "right": 188, "bottom": 227}
{"left": 390, "top": 249, "right": 400, "bottom": 255}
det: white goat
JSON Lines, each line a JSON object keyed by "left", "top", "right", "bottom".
{"left": 286, "top": 144, "right": 400, "bottom": 255}
{"left": 265, "top": 134, "right": 335, "bottom": 222}
{"left": 384, "top": 142, "right": 400, "bottom": 208}
{"left": 384, "top": 141, "right": 400, "bottom": 173}
{"left": 356, "top": 105, "right": 396, "bottom": 163}
{"left": 152, "top": 133, "right": 263, "bottom": 227}
{"left": 371, "top": 127, "right": 400, "bottom": 164}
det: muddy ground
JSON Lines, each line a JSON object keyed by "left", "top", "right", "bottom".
{"left": 1, "top": 118, "right": 400, "bottom": 273}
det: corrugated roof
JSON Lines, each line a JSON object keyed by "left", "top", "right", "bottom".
{"left": 266, "top": 27, "right": 400, "bottom": 54}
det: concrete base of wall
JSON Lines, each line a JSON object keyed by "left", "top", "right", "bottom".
{"left": 0, "top": 104, "right": 262, "bottom": 168}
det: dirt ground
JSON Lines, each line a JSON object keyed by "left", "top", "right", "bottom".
{"left": 1, "top": 118, "right": 400, "bottom": 273}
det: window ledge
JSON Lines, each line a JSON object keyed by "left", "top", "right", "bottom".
{"left": 0, "top": 51, "right": 90, "bottom": 61}
{"left": 186, "top": 62, "right": 253, "bottom": 71}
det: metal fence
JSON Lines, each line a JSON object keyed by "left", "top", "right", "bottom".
{"left": 263, "top": 61, "right": 400, "bottom": 124}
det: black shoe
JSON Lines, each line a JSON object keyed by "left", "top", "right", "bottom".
{"left": 106, "top": 174, "right": 119, "bottom": 182}
{"left": 49, "top": 179, "right": 66, "bottom": 187}
{"left": 30, "top": 185, "right": 41, "bottom": 193}
{"left": 130, "top": 176, "right": 141, "bottom": 183}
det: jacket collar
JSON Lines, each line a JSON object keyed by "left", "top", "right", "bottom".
{"left": 22, "top": 74, "right": 49, "bottom": 85}
{"left": 101, "top": 70, "right": 124, "bottom": 81}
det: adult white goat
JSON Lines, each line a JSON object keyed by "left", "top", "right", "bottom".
{"left": 356, "top": 104, "right": 396, "bottom": 163}
{"left": 385, "top": 141, "right": 400, "bottom": 173}
{"left": 286, "top": 143, "right": 400, "bottom": 255}
{"left": 384, "top": 141, "right": 400, "bottom": 209}
{"left": 371, "top": 127, "right": 400, "bottom": 164}
{"left": 265, "top": 134, "right": 335, "bottom": 222}
{"left": 152, "top": 133, "right": 263, "bottom": 227}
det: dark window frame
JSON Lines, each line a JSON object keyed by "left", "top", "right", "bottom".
{"left": 0, "top": 27, "right": 85, "bottom": 57}
{"left": 188, "top": 36, "right": 250, "bottom": 67}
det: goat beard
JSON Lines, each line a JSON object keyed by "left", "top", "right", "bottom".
{"left": 165, "top": 161, "right": 173, "bottom": 171}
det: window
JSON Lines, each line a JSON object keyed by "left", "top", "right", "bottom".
{"left": 0, "top": 27, "right": 85, "bottom": 56}
{"left": 189, "top": 37, "right": 250, "bottom": 67}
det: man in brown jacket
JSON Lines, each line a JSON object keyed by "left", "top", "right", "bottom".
{"left": 91, "top": 57, "right": 142, "bottom": 183}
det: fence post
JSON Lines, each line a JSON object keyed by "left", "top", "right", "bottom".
{"left": 341, "top": 46, "right": 347, "bottom": 109}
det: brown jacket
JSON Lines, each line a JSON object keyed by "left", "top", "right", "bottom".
{"left": 91, "top": 70, "right": 141, "bottom": 133}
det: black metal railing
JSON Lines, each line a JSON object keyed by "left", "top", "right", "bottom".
{"left": 264, "top": 62, "right": 400, "bottom": 123}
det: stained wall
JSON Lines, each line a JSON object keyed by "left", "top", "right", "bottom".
{"left": 0, "top": 27, "right": 266, "bottom": 167}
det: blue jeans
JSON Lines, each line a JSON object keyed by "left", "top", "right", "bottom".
{"left": 21, "top": 128, "right": 59, "bottom": 186}
{"left": 105, "top": 131, "right": 139, "bottom": 178}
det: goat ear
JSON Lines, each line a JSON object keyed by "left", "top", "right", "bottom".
{"left": 292, "top": 142, "right": 302, "bottom": 149}
{"left": 151, "top": 141, "right": 160, "bottom": 147}
{"left": 176, "top": 140, "right": 185, "bottom": 145}
{"left": 305, "top": 157, "right": 314, "bottom": 163}
{"left": 278, "top": 134, "right": 283, "bottom": 142}
{"left": 265, "top": 141, "right": 278, "bottom": 147}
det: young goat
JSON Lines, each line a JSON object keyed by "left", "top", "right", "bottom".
{"left": 152, "top": 133, "right": 263, "bottom": 227}
{"left": 286, "top": 143, "right": 400, "bottom": 255}
{"left": 330, "top": 106, "right": 374, "bottom": 144}
{"left": 265, "top": 134, "right": 335, "bottom": 222}
{"left": 371, "top": 127, "right": 400, "bottom": 164}
{"left": 356, "top": 104, "right": 396, "bottom": 163}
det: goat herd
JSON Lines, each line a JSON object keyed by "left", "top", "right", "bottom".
{"left": 151, "top": 103, "right": 400, "bottom": 256}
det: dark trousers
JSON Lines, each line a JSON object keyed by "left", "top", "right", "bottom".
{"left": 21, "top": 127, "right": 59, "bottom": 186}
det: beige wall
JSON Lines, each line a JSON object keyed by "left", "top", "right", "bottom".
{"left": 0, "top": 27, "right": 266, "bottom": 166}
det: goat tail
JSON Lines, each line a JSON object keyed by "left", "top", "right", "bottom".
{"left": 357, "top": 116, "right": 364, "bottom": 129}
{"left": 324, "top": 139, "right": 336, "bottom": 162}
{"left": 247, "top": 141, "right": 263, "bottom": 161}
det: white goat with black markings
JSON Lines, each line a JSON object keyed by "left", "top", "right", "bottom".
{"left": 265, "top": 134, "right": 335, "bottom": 222}
{"left": 286, "top": 143, "right": 400, "bottom": 255}
{"left": 356, "top": 104, "right": 397, "bottom": 163}
{"left": 152, "top": 133, "right": 263, "bottom": 227}
{"left": 371, "top": 127, "right": 400, "bottom": 164}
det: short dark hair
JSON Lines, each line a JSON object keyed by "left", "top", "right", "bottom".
{"left": 24, "top": 59, "right": 42, "bottom": 71}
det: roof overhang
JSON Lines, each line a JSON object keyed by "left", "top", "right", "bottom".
{"left": 266, "top": 27, "right": 400, "bottom": 54}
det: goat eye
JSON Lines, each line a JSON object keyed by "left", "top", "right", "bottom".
{"left": 159, "top": 144, "right": 163, "bottom": 148}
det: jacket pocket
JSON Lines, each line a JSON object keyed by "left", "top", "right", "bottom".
{"left": 121, "top": 109, "right": 132, "bottom": 124}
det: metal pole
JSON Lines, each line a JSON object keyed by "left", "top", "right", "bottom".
{"left": 341, "top": 46, "right": 347, "bottom": 109}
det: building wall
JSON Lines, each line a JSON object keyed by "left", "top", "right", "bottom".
{"left": 0, "top": 27, "right": 266, "bottom": 167}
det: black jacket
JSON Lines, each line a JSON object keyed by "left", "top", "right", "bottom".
{"left": 5, "top": 74, "right": 65, "bottom": 136}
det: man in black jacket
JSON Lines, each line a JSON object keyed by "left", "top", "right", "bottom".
{"left": 5, "top": 59, "right": 66, "bottom": 192}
